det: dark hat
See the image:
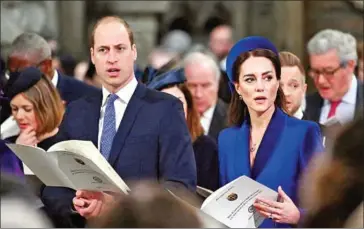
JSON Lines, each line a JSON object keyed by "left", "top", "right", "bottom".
{"left": 4, "top": 67, "right": 42, "bottom": 99}
{"left": 226, "top": 36, "right": 279, "bottom": 84}
{"left": 146, "top": 68, "right": 185, "bottom": 91}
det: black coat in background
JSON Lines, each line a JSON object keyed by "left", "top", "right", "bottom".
{"left": 193, "top": 135, "right": 219, "bottom": 191}
{"left": 208, "top": 99, "right": 229, "bottom": 142}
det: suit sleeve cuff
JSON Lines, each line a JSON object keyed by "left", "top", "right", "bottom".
{"left": 297, "top": 208, "right": 306, "bottom": 226}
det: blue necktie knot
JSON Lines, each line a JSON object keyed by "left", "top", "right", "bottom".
{"left": 107, "top": 93, "right": 119, "bottom": 104}
{"left": 100, "top": 93, "right": 118, "bottom": 160}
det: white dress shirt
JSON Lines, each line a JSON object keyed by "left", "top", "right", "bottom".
{"left": 51, "top": 70, "right": 59, "bottom": 87}
{"left": 97, "top": 78, "right": 138, "bottom": 149}
{"left": 319, "top": 76, "right": 357, "bottom": 125}
{"left": 293, "top": 107, "right": 304, "bottom": 119}
{"left": 200, "top": 104, "right": 216, "bottom": 135}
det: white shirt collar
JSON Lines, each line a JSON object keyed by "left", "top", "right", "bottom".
{"left": 293, "top": 107, "right": 304, "bottom": 119}
{"left": 220, "top": 57, "right": 227, "bottom": 71}
{"left": 324, "top": 75, "right": 357, "bottom": 106}
{"left": 202, "top": 104, "right": 216, "bottom": 120}
{"left": 101, "top": 77, "right": 138, "bottom": 107}
{"left": 51, "top": 70, "right": 59, "bottom": 87}
{"left": 341, "top": 75, "right": 357, "bottom": 105}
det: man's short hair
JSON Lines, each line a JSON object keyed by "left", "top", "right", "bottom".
{"left": 90, "top": 15, "right": 135, "bottom": 48}
{"left": 279, "top": 51, "right": 306, "bottom": 83}
{"left": 307, "top": 29, "right": 357, "bottom": 65}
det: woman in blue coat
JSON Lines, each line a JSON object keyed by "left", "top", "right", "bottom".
{"left": 219, "top": 36, "right": 324, "bottom": 227}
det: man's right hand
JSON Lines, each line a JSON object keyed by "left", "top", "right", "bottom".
{"left": 72, "top": 190, "right": 116, "bottom": 220}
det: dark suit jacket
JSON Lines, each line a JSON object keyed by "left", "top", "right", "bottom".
{"left": 208, "top": 99, "right": 229, "bottom": 142}
{"left": 56, "top": 71, "right": 100, "bottom": 105}
{"left": 218, "top": 70, "right": 232, "bottom": 104}
{"left": 0, "top": 71, "right": 100, "bottom": 124}
{"left": 193, "top": 135, "right": 219, "bottom": 191}
{"left": 305, "top": 79, "right": 363, "bottom": 123}
{"left": 40, "top": 83, "right": 197, "bottom": 227}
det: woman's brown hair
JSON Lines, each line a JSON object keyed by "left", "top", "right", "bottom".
{"left": 178, "top": 84, "right": 204, "bottom": 142}
{"left": 159, "top": 82, "right": 204, "bottom": 142}
{"left": 228, "top": 49, "right": 285, "bottom": 126}
{"left": 22, "top": 76, "right": 65, "bottom": 136}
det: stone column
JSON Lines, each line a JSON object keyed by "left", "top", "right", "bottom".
{"left": 230, "top": 1, "right": 249, "bottom": 41}
{"left": 58, "top": 1, "right": 86, "bottom": 60}
{"left": 274, "top": 1, "right": 305, "bottom": 60}
{"left": 123, "top": 15, "right": 159, "bottom": 69}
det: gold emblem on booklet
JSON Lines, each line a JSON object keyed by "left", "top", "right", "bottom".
{"left": 92, "top": 176, "right": 103, "bottom": 183}
{"left": 74, "top": 158, "right": 85, "bottom": 165}
{"left": 227, "top": 193, "right": 238, "bottom": 201}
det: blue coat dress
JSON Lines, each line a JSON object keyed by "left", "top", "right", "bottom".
{"left": 218, "top": 107, "right": 324, "bottom": 228}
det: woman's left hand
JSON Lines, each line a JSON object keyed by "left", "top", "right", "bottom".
{"left": 253, "top": 186, "right": 300, "bottom": 225}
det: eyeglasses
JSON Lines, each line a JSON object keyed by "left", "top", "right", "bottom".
{"left": 308, "top": 63, "right": 346, "bottom": 80}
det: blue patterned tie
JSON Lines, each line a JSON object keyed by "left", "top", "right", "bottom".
{"left": 100, "top": 94, "right": 118, "bottom": 159}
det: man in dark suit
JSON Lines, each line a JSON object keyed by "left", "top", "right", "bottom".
{"left": 305, "top": 29, "right": 363, "bottom": 149}
{"left": 183, "top": 51, "right": 228, "bottom": 142}
{"left": 1, "top": 32, "right": 99, "bottom": 124}
{"left": 305, "top": 29, "right": 363, "bottom": 124}
{"left": 41, "top": 16, "right": 197, "bottom": 227}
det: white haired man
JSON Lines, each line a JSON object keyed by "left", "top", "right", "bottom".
{"left": 183, "top": 51, "right": 228, "bottom": 142}
{"left": 305, "top": 29, "right": 363, "bottom": 126}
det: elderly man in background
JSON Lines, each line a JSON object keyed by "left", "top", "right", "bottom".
{"left": 183, "top": 51, "right": 228, "bottom": 142}
{"left": 305, "top": 29, "right": 363, "bottom": 149}
{"left": 305, "top": 29, "right": 363, "bottom": 126}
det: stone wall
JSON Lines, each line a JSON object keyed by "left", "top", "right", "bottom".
{"left": 0, "top": 1, "right": 58, "bottom": 58}
{"left": 305, "top": 1, "right": 363, "bottom": 41}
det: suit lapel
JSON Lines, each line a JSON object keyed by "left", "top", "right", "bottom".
{"left": 306, "top": 93, "right": 324, "bottom": 123}
{"left": 85, "top": 93, "right": 102, "bottom": 147}
{"left": 55, "top": 71, "right": 65, "bottom": 96}
{"left": 108, "top": 84, "right": 146, "bottom": 166}
{"left": 251, "top": 107, "right": 286, "bottom": 180}
{"left": 208, "top": 100, "right": 227, "bottom": 138}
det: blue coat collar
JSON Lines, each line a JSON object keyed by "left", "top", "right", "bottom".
{"left": 236, "top": 107, "right": 287, "bottom": 179}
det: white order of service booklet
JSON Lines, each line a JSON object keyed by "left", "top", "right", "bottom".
{"left": 6, "top": 140, "right": 130, "bottom": 194}
{"left": 200, "top": 176, "right": 278, "bottom": 228}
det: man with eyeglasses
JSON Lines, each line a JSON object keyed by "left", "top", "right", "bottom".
{"left": 305, "top": 29, "right": 363, "bottom": 128}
